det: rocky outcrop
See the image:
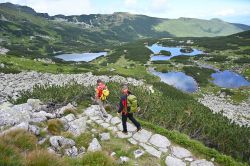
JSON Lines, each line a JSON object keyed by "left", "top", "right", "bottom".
{"left": 0, "top": 71, "right": 144, "bottom": 103}
{"left": 0, "top": 99, "right": 216, "bottom": 165}
{"left": 199, "top": 94, "right": 250, "bottom": 127}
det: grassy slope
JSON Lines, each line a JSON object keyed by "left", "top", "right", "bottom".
{"left": 154, "top": 18, "right": 244, "bottom": 37}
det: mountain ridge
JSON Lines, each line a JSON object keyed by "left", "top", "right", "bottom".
{"left": 1, "top": 2, "right": 249, "bottom": 38}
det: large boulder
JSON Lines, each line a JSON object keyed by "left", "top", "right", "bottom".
{"left": 139, "top": 143, "right": 162, "bottom": 158}
{"left": 132, "top": 129, "right": 152, "bottom": 143}
{"left": 149, "top": 134, "right": 171, "bottom": 148}
{"left": 49, "top": 136, "right": 75, "bottom": 150}
{"left": 110, "top": 117, "right": 121, "bottom": 125}
{"left": 87, "top": 138, "right": 102, "bottom": 152}
{"left": 100, "top": 132, "right": 110, "bottom": 141}
{"left": 165, "top": 156, "right": 186, "bottom": 166}
{"left": 190, "top": 159, "right": 214, "bottom": 166}
{"left": 64, "top": 146, "right": 78, "bottom": 157}
{"left": 27, "top": 99, "right": 42, "bottom": 111}
{"left": 0, "top": 106, "right": 30, "bottom": 126}
{"left": 68, "top": 117, "right": 87, "bottom": 136}
{"left": 172, "top": 146, "right": 192, "bottom": 159}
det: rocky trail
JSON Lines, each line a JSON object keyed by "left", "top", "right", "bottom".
{"left": 0, "top": 99, "right": 216, "bottom": 166}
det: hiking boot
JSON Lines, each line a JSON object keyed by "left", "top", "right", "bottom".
{"left": 122, "top": 130, "right": 128, "bottom": 134}
{"left": 136, "top": 127, "right": 142, "bottom": 132}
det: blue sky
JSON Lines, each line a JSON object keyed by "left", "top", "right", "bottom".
{"left": 1, "top": 0, "right": 250, "bottom": 25}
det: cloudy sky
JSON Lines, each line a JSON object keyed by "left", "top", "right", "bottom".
{"left": 1, "top": 0, "right": 250, "bottom": 25}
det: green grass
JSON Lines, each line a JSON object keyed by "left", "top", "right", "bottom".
{"left": 75, "top": 132, "right": 93, "bottom": 149}
{"left": 0, "top": 55, "right": 90, "bottom": 74}
{"left": 25, "top": 149, "right": 67, "bottom": 166}
{"left": 82, "top": 151, "right": 116, "bottom": 166}
{"left": 0, "top": 140, "right": 23, "bottom": 166}
{"left": 1, "top": 129, "right": 37, "bottom": 152}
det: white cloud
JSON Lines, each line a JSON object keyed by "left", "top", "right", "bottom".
{"left": 215, "top": 8, "right": 235, "bottom": 16}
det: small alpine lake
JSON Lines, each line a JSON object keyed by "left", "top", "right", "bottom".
{"left": 211, "top": 70, "right": 250, "bottom": 88}
{"left": 55, "top": 52, "right": 107, "bottom": 62}
{"left": 147, "top": 44, "right": 203, "bottom": 61}
{"left": 150, "top": 68, "right": 198, "bottom": 93}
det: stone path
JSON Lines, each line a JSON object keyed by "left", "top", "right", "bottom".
{"left": 82, "top": 105, "right": 216, "bottom": 166}
{"left": 0, "top": 98, "right": 216, "bottom": 166}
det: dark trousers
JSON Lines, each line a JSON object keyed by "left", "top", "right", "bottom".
{"left": 122, "top": 113, "right": 141, "bottom": 132}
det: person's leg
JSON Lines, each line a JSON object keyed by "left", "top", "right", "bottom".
{"left": 127, "top": 113, "right": 141, "bottom": 129}
{"left": 97, "top": 99, "right": 108, "bottom": 118}
{"left": 122, "top": 114, "right": 128, "bottom": 132}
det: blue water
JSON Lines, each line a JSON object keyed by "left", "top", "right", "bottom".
{"left": 211, "top": 70, "right": 250, "bottom": 88}
{"left": 55, "top": 52, "right": 107, "bottom": 62}
{"left": 151, "top": 70, "right": 198, "bottom": 92}
{"left": 147, "top": 44, "right": 203, "bottom": 61}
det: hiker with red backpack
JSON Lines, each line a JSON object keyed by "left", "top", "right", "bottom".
{"left": 95, "top": 79, "right": 109, "bottom": 118}
{"left": 117, "top": 86, "right": 141, "bottom": 133}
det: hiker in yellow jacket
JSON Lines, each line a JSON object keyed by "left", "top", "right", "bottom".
{"left": 95, "top": 79, "right": 109, "bottom": 118}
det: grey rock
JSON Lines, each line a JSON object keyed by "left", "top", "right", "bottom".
{"left": 27, "top": 99, "right": 42, "bottom": 110}
{"left": 134, "top": 149, "right": 145, "bottom": 159}
{"left": 110, "top": 152, "right": 116, "bottom": 157}
{"left": 119, "top": 156, "right": 130, "bottom": 163}
{"left": 65, "top": 146, "right": 78, "bottom": 157}
{"left": 128, "top": 138, "right": 138, "bottom": 145}
{"left": 68, "top": 117, "right": 87, "bottom": 136}
{"left": 100, "top": 122, "right": 110, "bottom": 128}
{"left": 149, "top": 134, "right": 171, "bottom": 148}
{"left": 87, "top": 138, "right": 102, "bottom": 152}
{"left": 32, "top": 111, "right": 55, "bottom": 119}
{"left": 132, "top": 129, "right": 152, "bottom": 143}
{"left": 165, "top": 156, "right": 186, "bottom": 166}
{"left": 30, "top": 117, "right": 47, "bottom": 123}
{"left": 78, "top": 146, "right": 86, "bottom": 154}
{"left": 28, "top": 125, "right": 40, "bottom": 135}
{"left": 0, "top": 106, "right": 30, "bottom": 126}
{"left": 117, "top": 122, "right": 137, "bottom": 132}
{"left": 116, "top": 131, "right": 132, "bottom": 138}
{"left": 190, "top": 159, "right": 214, "bottom": 166}
{"left": 107, "top": 126, "right": 118, "bottom": 132}
{"left": 61, "top": 113, "right": 75, "bottom": 122}
{"left": 172, "top": 146, "right": 192, "bottom": 159}
{"left": 139, "top": 143, "right": 162, "bottom": 158}
{"left": 84, "top": 105, "right": 100, "bottom": 116}
{"left": 100, "top": 132, "right": 110, "bottom": 141}
{"left": 49, "top": 136, "right": 75, "bottom": 149}
{"left": 110, "top": 117, "right": 121, "bottom": 125}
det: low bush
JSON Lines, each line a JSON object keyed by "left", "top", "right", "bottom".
{"left": 47, "top": 119, "right": 64, "bottom": 135}
{"left": 1, "top": 129, "right": 37, "bottom": 152}
{"left": 25, "top": 149, "right": 66, "bottom": 166}
{"left": 82, "top": 151, "right": 116, "bottom": 166}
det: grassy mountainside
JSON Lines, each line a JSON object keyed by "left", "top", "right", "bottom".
{"left": 0, "top": 3, "right": 250, "bottom": 59}
{"left": 154, "top": 18, "right": 245, "bottom": 37}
